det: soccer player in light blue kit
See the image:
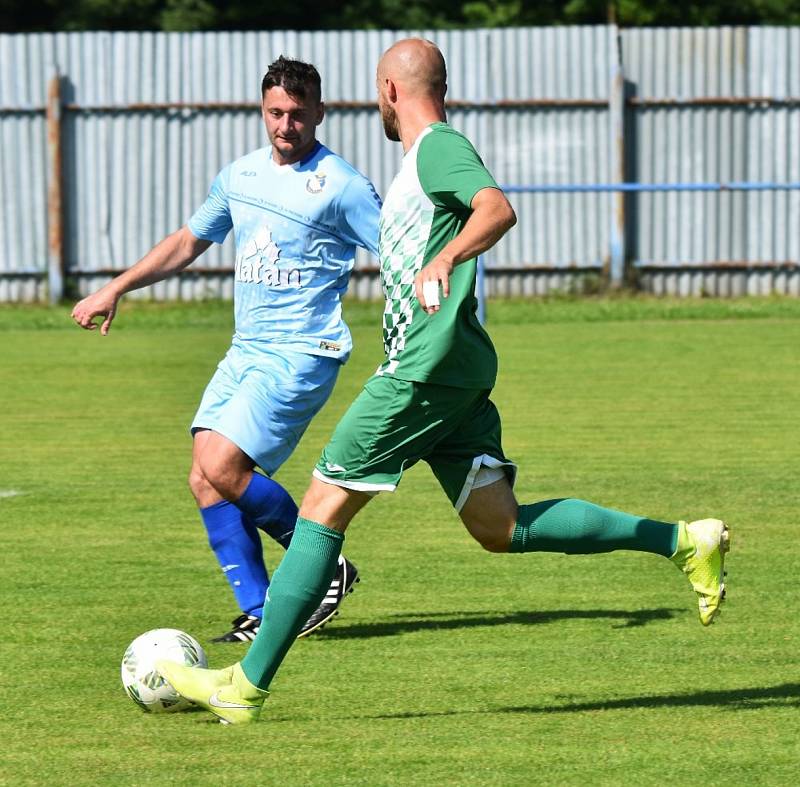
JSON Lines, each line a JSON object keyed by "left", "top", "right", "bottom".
{"left": 72, "top": 56, "right": 381, "bottom": 641}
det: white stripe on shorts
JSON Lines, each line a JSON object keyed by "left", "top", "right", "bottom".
{"left": 312, "top": 468, "right": 391, "bottom": 495}
{"left": 454, "top": 454, "right": 518, "bottom": 512}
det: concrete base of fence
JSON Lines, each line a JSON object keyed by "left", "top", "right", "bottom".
{"left": 638, "top": 268, "right": 800, "bottom": 297}
{"left": 4, "top": 267, "right": 800, "bottom": 303}
{"left": 0, "top": 276, "right": 49, "bottom": 303}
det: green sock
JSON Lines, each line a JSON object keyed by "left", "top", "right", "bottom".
{"left": 509, "top": 498, "right": 677, "bottom": 557}
{"left": 241, "top": 517, "right": 343, "bottom": 689}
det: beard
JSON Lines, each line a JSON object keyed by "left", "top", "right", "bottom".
{"left": 380, "top": 101, "right": 400, "bottom": 142}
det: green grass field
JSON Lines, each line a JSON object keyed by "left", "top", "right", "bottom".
{"left": 1, "top": 297, "right": 799, "bottom": 785}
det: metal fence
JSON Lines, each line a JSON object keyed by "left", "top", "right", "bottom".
{"left": 0, "top": 26, "right": 798, "bottom": 302}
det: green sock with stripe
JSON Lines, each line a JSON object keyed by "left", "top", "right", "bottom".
{"left": 240, "top": 517, "right": 343, "bottom": 690}
{"left": 509, "top": 498, "right": 677, "bottom": 556}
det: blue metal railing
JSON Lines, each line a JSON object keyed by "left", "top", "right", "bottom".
{"left": 501, "top": 182, "right": 800, "bottom": 193}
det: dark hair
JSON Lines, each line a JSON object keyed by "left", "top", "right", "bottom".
{"left": 261, "top": 56, "right": 322, "bottom": 103}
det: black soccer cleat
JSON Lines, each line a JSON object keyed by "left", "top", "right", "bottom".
{"left": 211, "top": 613, "right": 261, "bottom": 643}
{"left": 297, "top": 555, "right": 360, "bottom": 638}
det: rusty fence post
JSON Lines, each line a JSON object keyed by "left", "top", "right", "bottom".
{"left": 46, "top": 65, "right": 65, "bottom": 303}
{"left": 608, "top": 35, "right": 626, "bottom": 288}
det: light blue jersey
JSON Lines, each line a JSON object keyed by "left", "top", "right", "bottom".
{"left": 188, "top": 142, "right": 381, "bottom": 361}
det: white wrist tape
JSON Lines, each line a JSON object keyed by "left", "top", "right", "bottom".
{"left": 422, "top": 280, "right": 440, "bottom": 308}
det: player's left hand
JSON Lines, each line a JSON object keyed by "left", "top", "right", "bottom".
{"left": 415, "top": 255, "right": 454, "bottom": 315}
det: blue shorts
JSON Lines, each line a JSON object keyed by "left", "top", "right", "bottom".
{"left": 191, "top": 342, "right": 341, "bottom": 475}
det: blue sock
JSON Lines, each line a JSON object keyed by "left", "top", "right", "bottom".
{"left": 236, "top": 473, "right": 298, "bottom": 549}
{"left": 200, "top": 500, "right": 268, "bottom": 618}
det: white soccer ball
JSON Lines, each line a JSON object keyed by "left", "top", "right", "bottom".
{"left": 120, "top": 628, "right": 207, "bottom": 713}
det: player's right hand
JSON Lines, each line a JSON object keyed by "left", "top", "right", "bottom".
{"left": 71, "top": 291, "right": 118, "bottom": 335}
{"left": 415, "top": 253, "right": 453, "bottom": 315}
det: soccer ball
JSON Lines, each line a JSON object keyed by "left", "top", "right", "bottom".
{"left": 120, "top": 628, "right": 207, "bottom": 713}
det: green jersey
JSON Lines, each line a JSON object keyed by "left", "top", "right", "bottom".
{"left": 376, "top": 123, "right": 500, "bottom": 389}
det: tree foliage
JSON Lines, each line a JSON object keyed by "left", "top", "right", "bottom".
{"left": 2, "top": 0, "right": 800, "bottom": 32}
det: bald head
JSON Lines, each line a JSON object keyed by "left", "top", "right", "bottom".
{"left": 377, "top": 38, "right": 447, "bottom": 100}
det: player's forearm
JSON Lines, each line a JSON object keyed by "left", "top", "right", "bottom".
{"left": 437, "top": 192, "right": 516, "bottom": 269}
{"left": 108, "top": 227, "right": 209, "bottom": 298}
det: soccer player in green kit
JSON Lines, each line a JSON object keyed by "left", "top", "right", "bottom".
{"left": 157, "top": 38, "right": 730, "bottom": 724}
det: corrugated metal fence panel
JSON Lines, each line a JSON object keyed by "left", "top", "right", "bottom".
{"left": 0, "top": 27, "right": 616, "bottom": 301}
{"left": 621, "top": 26, "right": 800, "bottom": 275}
{"left": 3, "top": 27, "right": 797, "bottom": 301}
{"left": 478, "top": 25, "right": 615, "bottom": 271}
{"left": 0, "top": 34, "right": 49, "bottom": 301}
{"left": 622, "top": 27, "right": 750, "bottom": 269}
{"left": 746, "top": 27, "right": 800, "bottom": 266}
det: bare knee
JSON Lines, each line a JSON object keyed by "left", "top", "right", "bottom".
{"left": 298, "top": 476, "right": 372, "bottom": 533}
{"left": 197, "top": 453, "right": 246, "bottom": 501}
{"left": 190, "top": 431, "right": 247, "bottom": 504}
{"left": 479, "top": 534, "right": 512, "bottom": 554}
{"left": 462, "top": 516, "right": 514, "bottom": 553}
{"left": 188, "top": 463, "right": 220, "bottom": 507}
{"left": 194, "top": 432, "right": 254, "bottom": 501}
{"left": 459, "top": 478, "right": 518, "bottom": 554}
{"left": 187, "top": 465, "right": 205, "bottom": 498}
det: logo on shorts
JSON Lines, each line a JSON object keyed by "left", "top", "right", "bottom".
{"left": 325, "top": 461, "right": 346, "bottom": 473}
{"left": 319, "top": 340, "right": 341, "bottom": 352}
{"left": 306, "top": 173, "right": 327, "bottom": 194}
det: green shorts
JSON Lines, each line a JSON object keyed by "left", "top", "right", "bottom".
{"left": 314, "top": 375, "right": 516, "bottom": 510}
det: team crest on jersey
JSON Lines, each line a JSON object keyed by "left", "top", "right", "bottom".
{"left": 306, "top": 173, "right": 327, "bottom": 194}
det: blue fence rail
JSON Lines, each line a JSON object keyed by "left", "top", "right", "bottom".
{"left": 502, "top": 183, "right": 800, "bottom": 193}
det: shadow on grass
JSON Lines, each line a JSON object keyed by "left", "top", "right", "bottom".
{"left": 316, "top": 607, "right": 683, "bottom": 640}
{"left": 368, "top": 684, "right": 800, "bottom": 720}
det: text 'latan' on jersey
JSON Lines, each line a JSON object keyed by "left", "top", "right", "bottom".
{"left": 188, "top": 142, "right": 381, "bottom": 361}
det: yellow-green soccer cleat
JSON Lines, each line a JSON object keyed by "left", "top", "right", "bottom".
{"left": 670, "top": 518, "right": 730, "bottom": 625}
{"left": 155, "top": 660, "right": 268, "bottom": 725}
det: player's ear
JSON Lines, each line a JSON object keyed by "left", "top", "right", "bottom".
{"left": 315, "top": 101, "right": 325, "bottom": 126}
{"left": 387, "top": 78, "right": 398, "bottom": 103}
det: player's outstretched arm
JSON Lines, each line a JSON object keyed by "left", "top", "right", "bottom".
{"left": 71, "top": 226, "right": 212, "bottom": 335}
{"left": 415, "top": 187, "right": 516, "bottom": 314}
